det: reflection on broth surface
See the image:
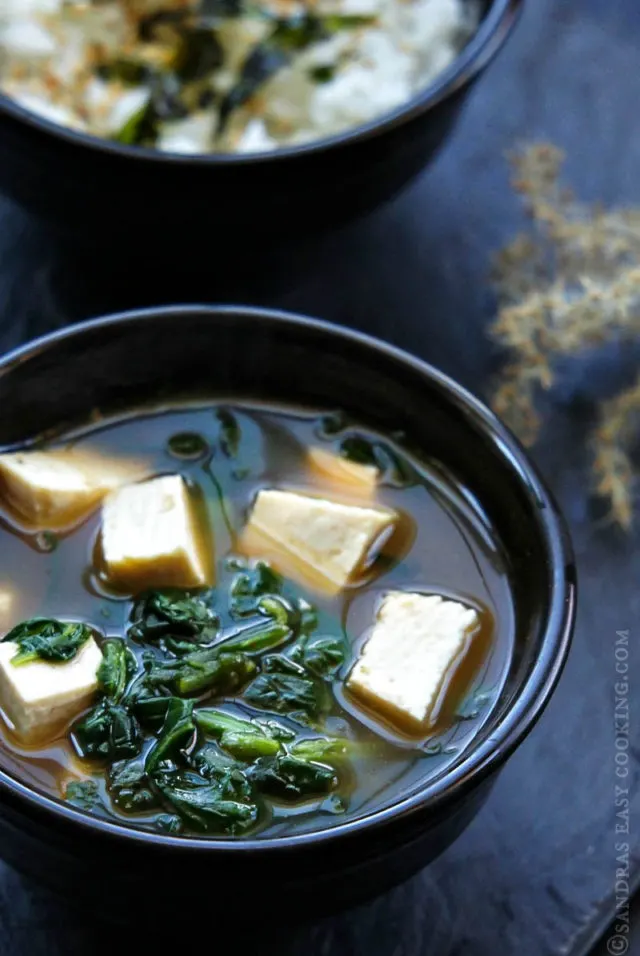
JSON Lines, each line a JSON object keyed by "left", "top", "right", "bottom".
{"left": 0, "top": 401, "right": 514, "bottom": 838}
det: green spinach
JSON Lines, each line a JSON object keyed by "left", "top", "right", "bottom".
{"left": 250, "top": 753, "right": 337, "bottom": 800}
{"left": 145, "top": 698, "right": 196, "bottom": 775}
{"left": 108, "top": 758, "right": 159, "bottom": 813}
{"left": 98, "top": 639, "right": 136, "bottom": 702}
{"left": 156, "top": 770, "right": 258, "bottom": 834}
{"left": 244, "top": 655, "right": 329, "bottom": 723}
{"left": 4, "top": 619, "right": 93, "bottom": 667}
{"left": 216, "top": 408, "right": 241, "bottom": 458}
{"left": 291, "top": 634, "right": 347, "bottom": 677}
{"left": 73, "top": 699, "right": 141, "bottom": 762}
{"left": 65, "top": 779, "right": 102, "bottom": 812}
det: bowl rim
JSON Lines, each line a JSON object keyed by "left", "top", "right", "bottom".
{"left": 0, "top": 304, "right": 575, "bottom": 853}
{"left": 0, "top": 0, "right": 522, "bottom": 166}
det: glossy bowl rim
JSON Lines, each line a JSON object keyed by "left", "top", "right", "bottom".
{"left": 0, "top": 0, "right": 522, "bottom": 166}
{"left": 0, "top": 304, "right": 575, "bottom": 853}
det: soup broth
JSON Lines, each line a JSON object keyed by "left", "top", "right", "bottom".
{"left": 0, "top": 401, "right": 514, "bottom": 839}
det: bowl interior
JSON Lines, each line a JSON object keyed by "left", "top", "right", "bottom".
{"left": 0, "top": 306, "right": 572, "bottom": 844}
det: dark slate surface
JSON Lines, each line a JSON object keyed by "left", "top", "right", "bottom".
{"left": 0, "top": 0, "right": 638, "bottom": 953}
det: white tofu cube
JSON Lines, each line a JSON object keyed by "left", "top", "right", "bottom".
{"left": 101, "top": 474, "right": 211, "bottom": 591}
{"left": 347, "top": 591, "right": 480, "bottom": 732}
{"left": 242, "top": 489, "right": 395, "bottom": 592}
{"left": 0, "top": 637, "right": 102, "bottom": 739}
{"left": 307, "top": 447, "right": 378, "bottom": 496}
{"left": 0, "top": 448, "right": 145, "bottom": 530}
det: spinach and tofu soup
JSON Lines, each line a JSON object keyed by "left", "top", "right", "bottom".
{"left": 0, "top": 402, "right": 514, "bottom": 839}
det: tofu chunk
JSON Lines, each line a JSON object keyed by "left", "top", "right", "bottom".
{"left": 0, "top": 447, "right": 145, "bottom": 530}
{"left": 101, "top": 474, "right": 211, "bottom": 591}
{"left": 0, "top": 637, "right": 102, "bottom": 740}
{"left": 347, "top": 591, "right": 479, "bottom": 732}
{"left": 242, "top": 489, "right": 395, "bottom": 593}
{"left": 307, "top": 447, "right": 378, "bottom": 496}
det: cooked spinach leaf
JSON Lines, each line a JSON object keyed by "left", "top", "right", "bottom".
{"left": 220, "top": 12, "right": 374, "bottom": 127}
{"left": 137, "top": 8, "right": 190, "bottom": 42}
{"left": 191, "top": 744, "right": 252, "bottom": 801}
{"left": 65, "top": 779, "right": 102, "bottom": 812}
{"left": 218, "top": 42, "right": 284, "bottom": 129}
{"left": 244, "top": 665, "right": 328, "bottom": 723}
{"left": 289, "top": 736, "right": 351, "bottom": 764}
{"left": 114, "top": 99, "right": 157, "bottom": 146}
{"left": 229, "top": 560, "right": 283, "bottom": 617}
{"left": 73, "top": 699, "right": 141, "bottom": 762}
{"left": 291, "top": 634, "right": 347, "bottom": 677}
{"left": 255, "top": 718, "right": 296, "bottom": 742}
{"left": 220, "top": 615, "right": 291, "bottom": 655}
{"left": 4, "top": 619, "right": 93, "bottom": 667}
{"left": 250, "top": 753, "right": 337, "bottom": 801}
{"left": 309, "top": 63, "right": 336, "bottom": 83}
{"left": 108, "top": 758, "right": 159, "bottom": 813}
{"left": 96, "top": 57, "right": 151, "bottom": 85}
{"left": 156, "top": 813, "right": 184, "bottom": 834}
{"left": 218, "top": 729, "right": 281, "bottom": 761}
{"left": 98, "top": 639, "right": 137, "bottom": 702}
{"left": 146, "top": 649, "right": 257, "bottom": 697}
{"left": 156, "top": 770, "right": 258, "bottom": 834}
{"left": 195, "top": 708, "right": 281, "bottom": 760}
{"left": 173, "top": 27, "right": 223, "bottom": 81}
{"left": 113, "top": 68, "right": 191, "bottom": 146}
{"left": 129, "top": 589, "right": 219, "bottom": 649}
{"left": 145, "top": 698, "right": 196, "bottom": 775}
{"left": 216, "top": 408, "right": 241, "bottom": 458}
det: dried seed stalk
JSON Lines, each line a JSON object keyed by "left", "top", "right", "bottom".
{"left": 490, "top": 144, "right": 640, "bottom": 527}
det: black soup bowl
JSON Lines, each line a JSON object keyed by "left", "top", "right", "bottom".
{"left": 0, "top": 305, "right": 574, "bottom": 921}
{"left": 0, "top": 0, "right": 522, "bottom": 243}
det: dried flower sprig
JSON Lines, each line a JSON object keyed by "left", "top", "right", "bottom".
{"left": 490, "top": 144, "right": 640, "bottom": 528}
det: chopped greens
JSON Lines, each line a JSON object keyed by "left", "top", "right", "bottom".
{"left": 3, "top": 619, "right": 93, "bottom": 667}
{"left": 129, "top": 589, "right": 219, "bottom": 652}
{"left": 292, "top": 634, "right": 347, "bottom": 677}
{"left": 98, "top": 639, "right": 136, "bottom": 702}
{"left": 216, "top": 408, "right": 241, "bottom": 458}
{"left": 65, "top": 779, "right": 102, "bottom": 812}
{"left": 73, "top": 699, "right": 141, "bottom": 762}
{"left": 250, "top": 753, "right": 337, "bottom": 801}
{"left": 155, "top": 771, "right": 258, "bottom": 834}
{"left": 60, "top": 548, "right": 358, "bottom": 835}
{"left": 145, "top": 698, "right": 196, "bottom": 774}
{"left": 108, "top": 758, "right": 158, "bottom": 813}
{"left": 309, "top": 64, "right": 336, "bottom": 84}
{"left": 229, "top": 559, "right": 283, "bottom": 616}
{"left": 244, "top": 656, "right": 330, "bottom": 724}
{"left": 114, "top": 100, "right": 156, "bottom": 147}
{"left": 172, "top": 27, "right": 223, "bottom": 82}
{"left": 219, "top": 12, "right": 375, "bottom": 129}
{"left": 96, "top": 57, "right": 151, "bottom": 86}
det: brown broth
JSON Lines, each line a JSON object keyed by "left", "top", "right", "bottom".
{"left": 0, "top": 401, "right": 515, "bottom": 838}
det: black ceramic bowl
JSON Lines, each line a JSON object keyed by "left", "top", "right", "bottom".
{"left": 0, "top": 0, "right": 521, "bottom": 243}
{"left": 0, "top": 305, "right": 574, "bottom": 921}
